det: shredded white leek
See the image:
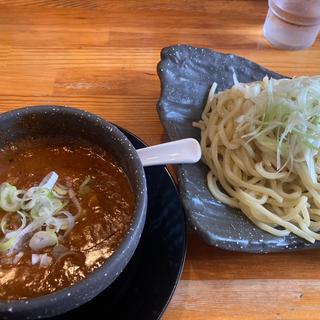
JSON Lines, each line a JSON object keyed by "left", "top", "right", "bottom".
{"left": 234, "top": 75, "right": 320, "bottom": 183}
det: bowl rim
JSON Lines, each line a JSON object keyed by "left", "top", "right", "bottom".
{"left": 0, "top": 105, "right": 148, "bottom": 312}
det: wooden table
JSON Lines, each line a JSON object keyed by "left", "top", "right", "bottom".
{"left": 0, "top": 1, "right": 320, "bottom": 319}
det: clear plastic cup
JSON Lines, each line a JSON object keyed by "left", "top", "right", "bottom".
{"left": 263, "top": 0, "right": 320, "bottom": 50}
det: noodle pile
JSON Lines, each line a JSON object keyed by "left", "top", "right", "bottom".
{"left": 194, "top": 76, "right": 320, "bottom": 243}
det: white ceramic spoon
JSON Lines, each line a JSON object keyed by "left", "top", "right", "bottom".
{"left": 136, "top": 138, "right": 201, "bottom": 167}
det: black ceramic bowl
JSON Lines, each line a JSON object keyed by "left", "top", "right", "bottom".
{"left": 0, "top": 106, "right": 148, "bottom": 319}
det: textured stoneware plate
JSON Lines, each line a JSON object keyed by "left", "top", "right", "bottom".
{"left": 157, "top": 44, "right": 319, "bottom": 253}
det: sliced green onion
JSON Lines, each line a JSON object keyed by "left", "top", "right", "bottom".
{"left": 0, "top": 212, "right": 11, "bottom": 234}
{"left": 0, "top": 183, "right": 22, "bottom": 212}
{"left": 4, "top": 211, "right": 27, "bottom": 239}
{"left": 0, "top": 237, "right": 16, "bottom": 252}
{"left": 13, "top": 251, "right": 24, "bottom": 264}
{"left": 40, "top": 253, "right": 52, "bottom": 267}
{"left": 53, "top": 184, "right": 68, "bottom": 198}
{"left": 29, "top": 230, "right": 58, "bottom": 251}
{"left": 0, "top": 172, "right": 81, "bottom": 259}
{"left": 79, "top": 176, "right": 92, "bottom": 196}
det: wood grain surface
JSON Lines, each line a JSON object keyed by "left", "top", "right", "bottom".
{"left": 0, "top": 1, "right": 319, "bottom": 319}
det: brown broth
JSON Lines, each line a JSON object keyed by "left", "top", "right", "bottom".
{"left": 0, "top": 138, "right": 135, "bottom": 300}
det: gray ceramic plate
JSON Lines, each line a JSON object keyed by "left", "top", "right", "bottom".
{"left": 157, "top": 44, "right": 319, "bottom": 253}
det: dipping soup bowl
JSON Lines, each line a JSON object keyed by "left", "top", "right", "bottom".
{"left": 0, "top": 105, "right": 148, "bottom": 319}
{"left": 0, "top": 105, "right": 200, "bottom": 319}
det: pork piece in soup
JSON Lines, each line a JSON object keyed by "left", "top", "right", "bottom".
{"left": 0, "top": 138, "right": 135, "bottom": 300}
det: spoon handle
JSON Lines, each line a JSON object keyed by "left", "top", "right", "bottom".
{"left": 136, "top": 138, "right": 201, "bottom": 167}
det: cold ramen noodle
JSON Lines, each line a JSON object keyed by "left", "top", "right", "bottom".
{"left": 194, "top": 76, "right": 320, "bottom": 243}
{"left": 0, "top": 139, "right": 134, "bottom": 299}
